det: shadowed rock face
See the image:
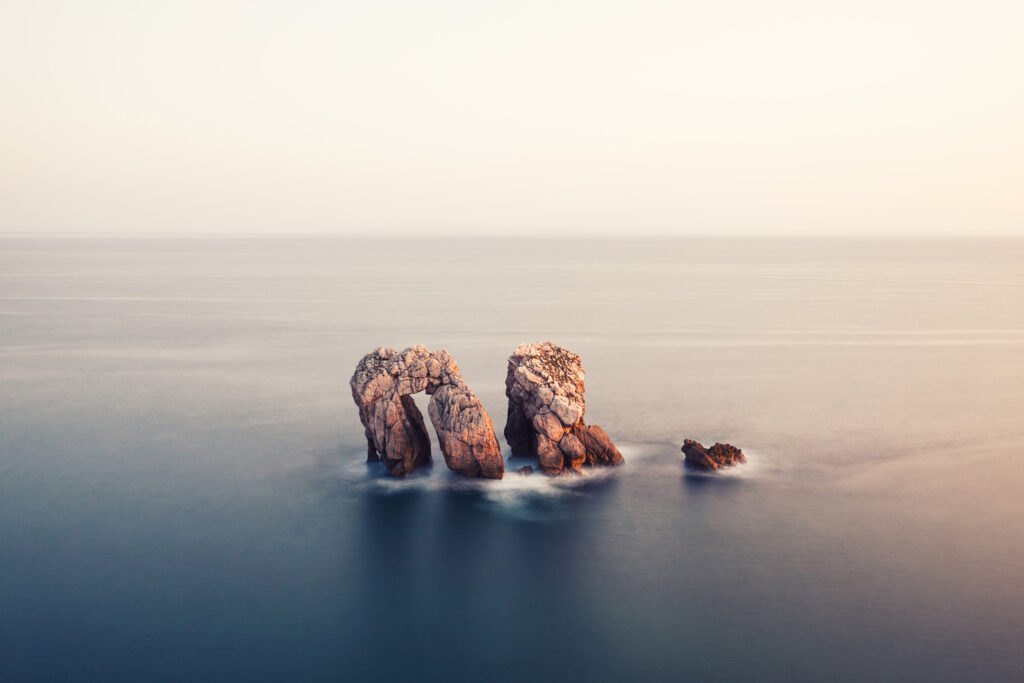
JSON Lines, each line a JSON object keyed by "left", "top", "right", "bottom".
{"left": 681, "top": 439, "right": 746, "bottom": 470}
{"left": 504, "top": 342, "right": 623, "bottom": 475}
{"left": 350, "top": 345, "right": 504, "bottom": 479}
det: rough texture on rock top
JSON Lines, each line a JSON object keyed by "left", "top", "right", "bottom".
{"left": 350, "top": 345, "right": 504, "bottom": 479}
{"left": 681, "top": 439, "right": 746, "bottom": 470}
{"left": 504, "top": 342, "right": 624, "bottom": 475}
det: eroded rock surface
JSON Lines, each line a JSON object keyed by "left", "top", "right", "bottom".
{"left": 351, "top": 345, "right": 504, "bottom": 478}
{"left": 504, "top": 342, "right": 623, "bottom": 475}
{"left": 681, "top": 439, "right": 746, "bottom": 470}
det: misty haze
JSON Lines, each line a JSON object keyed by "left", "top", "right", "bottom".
{"left": 2, "top": 2, "right": 1023, "bottom": 682}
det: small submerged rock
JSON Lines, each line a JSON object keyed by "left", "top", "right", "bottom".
{"left": 516, "top": 465, "right": 534, "bottom": 476}
{"left": 682, "top": 439, "right": 746, "bottom": 470}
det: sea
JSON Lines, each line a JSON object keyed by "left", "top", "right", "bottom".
{"left": 1, "top": 236, "right": 1022, "bottom": 681}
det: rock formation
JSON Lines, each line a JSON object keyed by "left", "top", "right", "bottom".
{"left": 681, "top": 439, "right": 746, "bottom": 470}
{"left": 351, "top": 345, "right": 504, "bottom": 479}
{"left": 504, "top": 342, "right": 623, "bottom": 475}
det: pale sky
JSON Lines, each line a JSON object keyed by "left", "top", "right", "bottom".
{"left": 1, "top": 0, "right": 1022, "bottom": 236}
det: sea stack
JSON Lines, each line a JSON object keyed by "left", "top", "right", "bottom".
{"left": 681, "top": 439, "right": 746, "bottom": 470}
{"left": 504, "top": 342, "right": 623, "bottom": 475}
{"left": 350, "top": 345, "right": 504, "bottom": 479}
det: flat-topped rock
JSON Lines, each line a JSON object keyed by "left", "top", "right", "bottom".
{"left": 504, "top": 342, "right": 623, "bottom": 475}
{"left": 351, "top": 345, "right": 504, "bottom": 478}
{"left": 682, "top": 439, "right": 746, "bottom": 470}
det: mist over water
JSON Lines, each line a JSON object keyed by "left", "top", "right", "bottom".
{"left": 2, "top": 237, "right": 1023, "bottom": 681}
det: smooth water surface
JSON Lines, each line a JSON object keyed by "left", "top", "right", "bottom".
{"left": 1, "top": 237, "right": 1023, "bottom": 681}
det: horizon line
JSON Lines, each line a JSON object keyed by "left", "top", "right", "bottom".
{"left": 2, "top": 231, "right": 1023, "bottom": 240}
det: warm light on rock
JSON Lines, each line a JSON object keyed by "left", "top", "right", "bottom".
{"left": 351, "top": 345, "right": 504, "bottom": 479}
{"left": 504, "top": 341, "right": 624, "bottom": 475}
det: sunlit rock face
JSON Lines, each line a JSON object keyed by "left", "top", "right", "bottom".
{"left": 681, "top": 439, "right": 746, "bottom": 470}
{"left": 350, "top": 345, "right": 504, "bottom": 479}
{"left": 504, "top": 342, "right": 624, "bottom": 475}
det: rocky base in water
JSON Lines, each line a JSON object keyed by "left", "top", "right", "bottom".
{"left": 682, "top": 439, "right": 746, "bottom": 470}
{"left": 350, "top": 342, "right": 625, "bottom": 479}
{"left": 350, "top": 344, "right": 751, "bottom": 480}
{"left": 504, "top": 342, "right": 624, "bottom": 475}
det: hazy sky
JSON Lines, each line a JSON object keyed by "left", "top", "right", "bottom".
{"left": 1, "top": 0, "right": 1022, "bottom": 236}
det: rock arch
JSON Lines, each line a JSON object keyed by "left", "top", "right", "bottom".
{"left": 350, "top": 345, "right": 504, "bottom": 479}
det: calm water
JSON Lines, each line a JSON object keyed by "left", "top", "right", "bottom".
{"left": 2, "top": 237, "right": 1023, "bottom": 682}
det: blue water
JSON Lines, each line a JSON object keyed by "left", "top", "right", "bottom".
{"left": 2, "top": 237, "right": 1023, "bottom": 681}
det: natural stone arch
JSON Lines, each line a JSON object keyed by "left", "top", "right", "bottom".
{"left": 350, "top": 345, "right": 504, "bottom": 479}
